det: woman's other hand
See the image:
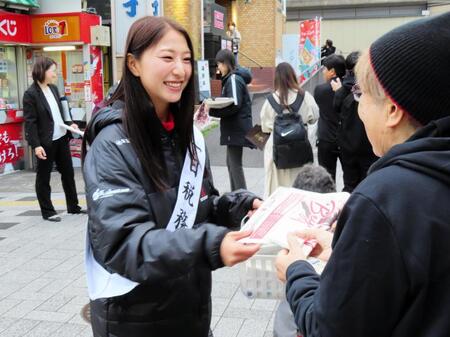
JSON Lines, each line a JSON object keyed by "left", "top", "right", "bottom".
{"left": 220, "top": 230, "right": 260, "bottom": 266}
{"left": 70, "top": 123, "right": 79, "bottom": 130}
{"left": 34, "top": 146, "right": 47, "bottom": 160}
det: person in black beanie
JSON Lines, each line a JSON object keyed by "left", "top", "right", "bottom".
{"left": 275, "top": 12, "right": 450, "bottom": 337}
{"left": 332, "top": 51, "right": 378, "bottom": 192}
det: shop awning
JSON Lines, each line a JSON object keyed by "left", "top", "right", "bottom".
{"left": 1, "top": 0, "right": 39, "bottom": 8}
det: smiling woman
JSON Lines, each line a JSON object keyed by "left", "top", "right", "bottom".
{"left": 81, "top": 16, "right": 262, "bottom": 337}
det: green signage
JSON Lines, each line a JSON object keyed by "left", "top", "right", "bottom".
{"left": 4, "top": 0, "right": 40, "bottom": 8}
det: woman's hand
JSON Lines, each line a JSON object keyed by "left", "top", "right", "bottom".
{"left": 220, "top": 230, "right": 260, "bottom": 267}
{"left": 34, "top": 146, "right": 47, "bottom": 160}
{"left": 70, "top": 123, "right": 79, "bottom": 130}
{"left": 247, "top": 198, "right": 262, "bottom": 218}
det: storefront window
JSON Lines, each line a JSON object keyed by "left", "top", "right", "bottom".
{"left": 0, "top": 47, "right": 19, "bottom": 110}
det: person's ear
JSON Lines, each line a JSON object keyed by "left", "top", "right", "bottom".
{"left": 385, "top": 102, "right": 404, "bottom": 128}
{"left": 127, "top": 53, "right": 140, "bottom": 77}
{"left": 330, "top": 68, "right": 336, "bottom": 77}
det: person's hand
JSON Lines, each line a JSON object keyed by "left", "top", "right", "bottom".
{"left": 296, "top": 228, "right": 333, "bottom": 261}
{"left": 70, "top": 123, "right": 79, "bottom": 130}
{"left": 275, "top": 233, "right": 308, "bottom": 282}
{"left": 34, "top": 146, "right": 47, "bottom": 160}
{"left": 330, "top": 77, "right": 342, "bottom": 92}
{"left": 220, "top": 230, "right": 260, "bottom": 267}
{"left": 247, "top": 198, "right": 262, "bottom": 218}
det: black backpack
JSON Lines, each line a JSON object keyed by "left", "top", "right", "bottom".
{"left": 267, "top": 93, "right": 313, "bottom": 169}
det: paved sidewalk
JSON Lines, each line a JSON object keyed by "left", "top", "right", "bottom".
{"left": 0, "top": 166, "right": 278, "bottom": 337}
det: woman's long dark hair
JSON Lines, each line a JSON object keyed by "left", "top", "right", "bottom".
{"left": 83, "top": 16, "right": 196, "bottom": 191}
{"left": 274, "top": 62, "right": 304, "bottom": 109}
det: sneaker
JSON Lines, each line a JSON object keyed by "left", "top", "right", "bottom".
{"left": 44, "top": 214, "right": 61, "bottom": 222}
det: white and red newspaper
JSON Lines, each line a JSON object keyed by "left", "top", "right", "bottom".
{"left": 241, "top": 187, "right": 350, "bottom": 249}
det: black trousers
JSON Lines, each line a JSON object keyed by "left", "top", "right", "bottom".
{"left": 35, "top": 135, "right": 79, "bottom": 218}
{"left": 318, "top": 139, "right": 341, "bottom": 182}
{"left": 341, "top": 151, "right": 378, "bottom": 193}
{"left": 226, "top": 145, "right": 247, "bottom": 191}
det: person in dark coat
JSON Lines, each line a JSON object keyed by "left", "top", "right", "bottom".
{"left": 23, "top": 56, "right": 84, "bottom": 222}
{"left": 314, "top": 54, "right": 346, "bottom": 181}
{"left": 320, "top": 39, "right": 336, "bottom": 62}
{"left": 209, "top": 49, "right": 254, "bottom": 191}
{"left": 275, "top": 12, "right": 450, "bottom": 337}
{"left": 83, "top": 17, "right": 261, "bottom": 337}
{"left": 332, "top": 51, "right": 378, "bottom": 192}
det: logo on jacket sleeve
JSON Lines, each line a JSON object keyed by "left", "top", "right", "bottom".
{"left": 92, "top": 188, "right": 131, "bottom": 201}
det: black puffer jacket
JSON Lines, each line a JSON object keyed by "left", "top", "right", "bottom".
{"left": 83, "top": 104, "right": 257, "bottom": 337}
{"left": 209, "top": 67, "right": 254, "bottom": 148}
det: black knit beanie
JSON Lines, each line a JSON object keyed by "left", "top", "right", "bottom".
{"left": 369, "top": 12, "right": 450, "bottom": 126}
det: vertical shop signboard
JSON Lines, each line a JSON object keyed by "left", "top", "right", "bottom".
{"left": 299, "top": 18, "right": 321, "bottom": 84}
{"left": 210, "top": 3, "right": 226, "bottom": 37}
{"left": 197, "top": 60, "right": 211, "bottom": 101}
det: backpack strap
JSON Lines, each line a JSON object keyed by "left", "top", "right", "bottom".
{"left": 267, "top": 94, "right": 284, "bottom": 115}
{"left": 289, "top": 92, "right": 305, "bottom": 113}
{"left": 267, "top": 92, "right": 305, "bottom": 115}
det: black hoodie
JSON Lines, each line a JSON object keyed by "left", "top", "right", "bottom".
{"left": 209, "top": 67, "right": 254, "bottom": 147}
{"left": 285, "top": 116, "right": 450, "bottom": 337}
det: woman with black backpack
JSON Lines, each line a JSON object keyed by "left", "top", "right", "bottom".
{"left": 260, "top": 62, "right": 319, "bottom": 198}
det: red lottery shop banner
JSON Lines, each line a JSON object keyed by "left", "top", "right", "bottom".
{"left": 299, "top": 18, "right": 321, "bottom": 84}
{"left": 0, "top": 123, "right": 25, "bottom": 173}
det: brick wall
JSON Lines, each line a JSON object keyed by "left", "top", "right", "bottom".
{"left": 237, "top": 0, "right": 282, "bottom": 67}
{"left": 163, "top": 0, "right": 202, "bottom": 60}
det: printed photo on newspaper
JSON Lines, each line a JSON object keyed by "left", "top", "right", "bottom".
{"left": 240, "top": 187, "right": 350, "bottom": 249}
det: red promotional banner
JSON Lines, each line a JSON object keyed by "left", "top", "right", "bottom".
{"left": 299, "top": 18, "right": 321, "bottom": 84}
{"left": 0, "top": 123, "right": 24, "bottom": 169}
{"left": 89, "top": 45, "right": 104, "bottom": 106}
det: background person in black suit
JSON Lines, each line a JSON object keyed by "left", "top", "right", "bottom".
{"left": 320, "top": 39, "right": 336, "bottom": 64}
{"left": 23, "top": 57, "right": 84, "bottom": 222}
{"left": 314, "top": 54, "right": 346, "bottom": 182}
{"left": 332, "top": 52, "right": 378, "bottom": 192}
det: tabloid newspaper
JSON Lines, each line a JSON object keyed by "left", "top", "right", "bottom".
{"left": 241, "top": 187, "right": 349, "bottom": 271}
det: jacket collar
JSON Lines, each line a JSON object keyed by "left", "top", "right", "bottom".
{"left": 33, "top": 82, "right": 52, "bottom": 118}
{"left": 33, "top": 82, "right": 63, "bottom": 120}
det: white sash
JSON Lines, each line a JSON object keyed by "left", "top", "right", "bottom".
{"left": 85, "top": 126, "right": 206, "bottom": 300}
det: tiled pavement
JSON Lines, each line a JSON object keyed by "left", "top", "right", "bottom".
{"left": 0, "top": 166, "right": 280, "bottom": 337}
